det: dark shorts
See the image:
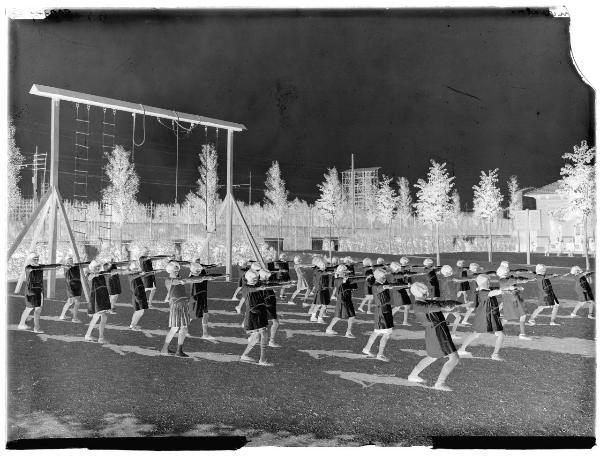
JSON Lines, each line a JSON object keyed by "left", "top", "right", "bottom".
{"left": 245, "top": 307, "right": 268, "bottom": 332}
{"left": 25, "top": 292, "right": 43, "bottom": 308}
{"left": 190, "top": 298, "right": 209, "bottom": 318}
{"left": 425, "top": 323, "right": 457, "bottom": 358}
{"left": 132, "top": 295, "right": 149, "bottom": 311}
{"left": 335, "top": 299, "right": 356, "bottom": 319}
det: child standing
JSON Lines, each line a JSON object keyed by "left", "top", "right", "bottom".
{"left": 236, "top": 262, "right": 261, "bottom": 315}
{"left": 310, "top": 259, "right": 332, "bottom": 323}
{"left": 59, "top": 252, "right": 83, "bottom": 323}
{"left": 290, "top": 255, "right": 310, "bottom": 303}
{"left": 357, "top": 258, "right": 375, "bottom": 313}
{"left": 407, "top": 282, "right": 461, "bottom": 391}
{"left": 161, "top": 261, "right": 208, "bottom": 357}
{"left": 127, "top": 261, "right": 153, "bottom": 330}
{"left": 240, "top": 269, "right": 273, "bottom": 366}
{"left": 528, "top": 264, "right": 561, "bottom": 326}
{"left": 18, "top": 252, "right": 63, "bottom": 333}
{"left": 275, "top": 253, "right": 294, "bottom": 299}
{"left": 569, "top": 266, "right": 595, "bottom": 319}
{"left": 325, "top": 265, "right": 358, "bottom": 338}
{"left": 496, "top": 266, "right": 534, "bottom": 340}
{"left": 189, "top": 262, "right": 221, "bottom": 340}
{"left": 389, "top": 261, "right": 413, "bottom": 326}
{"left": 103, "top": 260, "right": 122, "bottom": 314}
{"left": 84, "top": 260, "right": 113, "bottom": 343}
{"left": 438, "top": 265, "right": 464, "bottom": 338}
{"left": 231, "top": 259, "right": 250, "bottom": 300}
{"left": 259, "top": 268, "right": 282, "bottom": 348}
{"left": 458, "top": 275, "right": 505, "bottom": 361}
{"left": 362, "top": 269, "right": 397, "bottom": 362}
{"left": 139, "top": 247, "right": 168, "bottom": 307}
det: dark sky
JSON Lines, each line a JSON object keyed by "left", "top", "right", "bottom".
{"left": 8, "top": 8, "right": 595, "bottom": 208}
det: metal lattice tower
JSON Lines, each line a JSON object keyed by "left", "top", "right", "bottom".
{"left": 31, "top": 148, "right": 48, "bottom": 202}
{"left": 341, "top": 166, "right": 380, "bottom": 209}
{"left": 72, "top": 103, "right": 90, "bottom": 241}
{"left": 99, "top": 108, "right": 116, "bottom": 245}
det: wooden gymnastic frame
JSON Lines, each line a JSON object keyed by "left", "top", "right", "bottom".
{"left": 8, "top": 84, "right": 265, "bottom": 299}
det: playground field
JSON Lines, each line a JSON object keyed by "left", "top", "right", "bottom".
{"left": 6, "top": 252, "right": 596, "bottom": 447}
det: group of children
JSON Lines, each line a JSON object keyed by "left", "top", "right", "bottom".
{"left": 18, "top": 248, "right": 223, "bottom": 357}
{"left": 17, "top": 249, "right": 594, "bottom": 391}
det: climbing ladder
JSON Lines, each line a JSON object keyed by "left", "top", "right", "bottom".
{"left": 72, "top": 103, "right": 90, "bottom": 241}
{"left": 99, "top": 108, "right": 116, "bottom": 245}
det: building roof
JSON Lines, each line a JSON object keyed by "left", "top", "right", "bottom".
{"left": 523, "top": 180, "right": 564, "bottom": 198}
{"left": 341, "top": 167, "right": 381, "bottom": 173}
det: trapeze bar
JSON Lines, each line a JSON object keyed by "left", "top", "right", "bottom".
{"left": 30, "top": 84, "right": 247, "bottom": 132}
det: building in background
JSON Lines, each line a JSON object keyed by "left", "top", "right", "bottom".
{"left": 524, "top": 181, "right": 595, "bottom": 255}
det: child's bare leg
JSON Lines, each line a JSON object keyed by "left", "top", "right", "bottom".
{"left": 357, "top": 296, "right": 369, "bottom": 312}
{"left": 345, "top": 317, "right": 355, "bottom": 337}
{"left": 33, "top": 307, "right": 43, "bottom": 333}
{"left": 235, "top": 297, "right": 245, "bottom": 314}
{"left": 98, "top": 313, "right": 108, "bottom": 342}
{"left": 549, "top": 304, "right": 560, "bottom": 325}
{"left": 528, "top": 306, "right": 546, "bottom": 324}
{"left": 269, "top": 318, "right": 280, "bottom": 346}
{"left": 588, "top": 301, "right": 595, "bottom": 318}
{"left": 231, "top": 286, "right": 242, "bottom": 300}
{"left": 241, "top": 331, "right": 259, "bottom": 360}
{"left": 408, "top": 356, "right": 436, "bottom": 382}
{"left": 176, "top": 326, "right": 189, "bottom": 357}
{"left": 60, "top": 298, "right": 73, "bottom": 320}
{"left": 85, "top": 313, "right": 101, "bottom": 340}
{"left": 571, "top": 301, "right": 585, "bottom": 317}
{"left": 72, "top": 298, "right": 81, "bottom": 322}
{"left": 18, "top": 307, "right": 33, "bottom": 329}
{"left": 110, "top": 294, "right": 118, "bottom": 311}
{"left": 458, "top": 332, "right": 480, "bottom": 356}
{"left": 491, "top": 331, "right": 505, "bottom": 360}
{"left": 201, "top": 313, "right": 214, "bottom": 339}
{"left": 259, "top": 328, "right": 272, "bottom": 365}
{"left": 130, "top": 309, "right": 145, "bottom": 328}
{"left": 449, "top": 312, "right": 461, "bottom": 335}
{"left": 161, "top": 327, "right": 178, "bottom": 354}
{"left": 518, "top": 315, "right": 530, "bottom": 339}
{"left": 461, "top": 305, "right": 475, "bottom": 325}
{"left": 434, "top": 352, "right": 459, "bottom": 391}
{"left": 362, "top": 332, "right": 379, "bottom": 356}
{"left": 376, "top": 333, "right": 391, "bottom": 361}
{"left": 147, "top": 288, "right": 156, "bottom": 307}
{"left": 326, "top": 317, "right": 340, "bottom": 334}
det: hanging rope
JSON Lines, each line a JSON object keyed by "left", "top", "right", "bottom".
{"left": 174, "top": 120, "right": 179, "bottom": 204}
{"left": 131, "top": 104, "right": 147, "bottom": 160}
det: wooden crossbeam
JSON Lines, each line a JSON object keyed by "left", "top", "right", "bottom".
{"left": 230, "top": 195, "right": 266, "bottom": 270}
{"left": 30, "top": 84, "right": 247, "bottom": 132}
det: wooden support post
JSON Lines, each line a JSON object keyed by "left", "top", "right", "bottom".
{"left": 54, "top": 187, "right": 92, "bottom": 305}
{"left": 526, "top": 209, "right": 531, "bottom": 265}
{"left": 231, "top": 196, "right": 266, "bottom": 269}
{"left": 225, "top": 130, "right": 233, "bottom": 280}
{"left": 7, "top": 189, "right": 53, "bottom": 260}
{"left": 14, "top": 197, "right": 52, "bottom": 294}
{"left": 46, "top": 98, "right": 60, "bottom": 298}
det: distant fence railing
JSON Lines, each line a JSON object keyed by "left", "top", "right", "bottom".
{"left": 8, "top": 196, "right": 516, "bottom": 251}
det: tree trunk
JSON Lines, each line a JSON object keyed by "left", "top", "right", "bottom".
{"left": 435, "top": 223, "right": 440, "bottom": 266}
{"left": 488, "top": 218, "right": 493, "bottom": 263}
{"left": 583, "top": 215, "right": 590, "bottom": 270}
{"left": 329, "top": 224, "right": 332, "bottom": 259}
{"left": 277, "top": 218, "right": 281, "bottom": 259}
{"left": 388, "top": 222, "right": 392, "bottom": 254}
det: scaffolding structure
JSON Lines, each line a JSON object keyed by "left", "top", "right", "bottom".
{"left": 341, "top": 166, "right": 380, "bottom": 209}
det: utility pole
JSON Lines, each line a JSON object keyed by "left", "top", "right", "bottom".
{"left": 351, "top": 153, "right": 356, "bottom": 233}
{"left": 249, "top": 171, "right": 252, "bottom": 205}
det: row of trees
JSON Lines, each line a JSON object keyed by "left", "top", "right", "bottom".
{"left": 7, "top": 118, "right": 595, "bottom": 266}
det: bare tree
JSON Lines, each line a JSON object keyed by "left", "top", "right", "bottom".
{"left": 473, "top": 169, "right": 504, "bottom": 262}
{"left": 264, "top": 160, "right": 289, "bottom": 257}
